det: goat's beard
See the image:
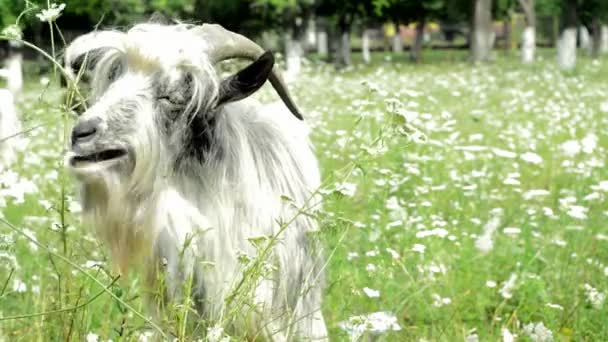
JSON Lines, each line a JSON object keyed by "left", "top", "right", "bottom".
{"left": 76, "top": 133, "right": 167, "bottom": 274}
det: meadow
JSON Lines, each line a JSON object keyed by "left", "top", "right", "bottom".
{"left": 1, "top": 50, "right": 608, "bottom": 341}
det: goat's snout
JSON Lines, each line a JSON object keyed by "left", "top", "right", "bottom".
{"left": 71, "top": 117, "right": 101, "bottom": 147}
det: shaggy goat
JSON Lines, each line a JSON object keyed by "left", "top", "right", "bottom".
{"left": 64, "top": 22, "right": 327, "bottom": 340}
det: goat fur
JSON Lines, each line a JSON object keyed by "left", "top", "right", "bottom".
{"left": 65, "top": 23, "right": 327, "bottom": 340}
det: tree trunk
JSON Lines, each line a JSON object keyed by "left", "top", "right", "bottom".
{"left": 362, "top": 27, "right": 371, "bottom": 64}
{"left": 392, "top": 22, "right": 403, "bottom": 53}
{"left": 519, "top": 0, "right": 536, "bottom": 63}
{"left": 471, "top": 0, "right": 493, "bottom": 63}
{"left": 579, "top": 26, "right": 591, "bottom": 53}
{"left": 557, "top": 0, "right": 577, "bottom": 70}
{"left": 590, "top": 17, "right": 601, "bottom": 59}
{"left": 317, "top": 24, "right": 329, "bottom": 56}
{"left": 305, "top": 17, "right": 317, "bottom": 50}
{"left": 284, "top": 18, "right": 305, "bottom": 78}
{"left": 410, "top": 19, "right": 426, "bottom": 63}
{"left": 503, "top": 18, "right": 511, "bottom": 51}
{"left": 339, "top": 28, "right": 352, "bottom": 66}
{"left": 1, "top": 51, "right": 23, "bottom": 95}
{"left": 601, "top": 25, "right": 608, "bottom": 54}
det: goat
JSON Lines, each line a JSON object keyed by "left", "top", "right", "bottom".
{"left": 0, "top": 89, "right": 21, "bottom": 169}
{"left": 64, "top": 22, "right": 327, "bottom": 340}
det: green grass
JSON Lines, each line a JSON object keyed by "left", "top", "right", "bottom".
{"left": 1, "top": 50, "right": 608, "bottom": 341}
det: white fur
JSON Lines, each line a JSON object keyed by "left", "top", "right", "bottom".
{"left": 66, "top": 23, "right": 327, "bottom": 340}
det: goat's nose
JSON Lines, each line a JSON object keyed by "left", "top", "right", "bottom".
{"left": 71, "top": 117, "right": 101, "bottom": 146}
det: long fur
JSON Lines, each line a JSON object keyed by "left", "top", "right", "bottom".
{"left": 66, "top": 23, "right": 327, "bottom": 340}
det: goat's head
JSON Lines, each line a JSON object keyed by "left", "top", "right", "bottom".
{"left": 64, "top": 23, "right": 302, "bottom": 185}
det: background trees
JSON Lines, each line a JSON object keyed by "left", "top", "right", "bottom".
{"left": 1, "top": 0, "right": 608, "bottom": 70}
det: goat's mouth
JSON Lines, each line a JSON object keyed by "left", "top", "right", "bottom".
{"left": 68, "top": 149, "right": 128, "bottom": 168}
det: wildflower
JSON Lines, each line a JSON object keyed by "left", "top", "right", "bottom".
{"left": 583, "top": 284, "right": 606, "bottom": 309}
{"left": 503, "top": 227, "right": 521, "bottom": 235}
{"left": 12, "top": 279, "right": 27, "bottom": 293}
{"left": 492, "top": 148, "right": 517, "bottom": 159}
{"left": 465, "top": 329, "right": 479, "bottom": 342}
{"left": 486, "top": 280, "right": 497, "bottom": 288}
{"left": 502, "top": 328, "right": 516, "bottom": 342}
{"left": 86, "top": 333, "right": 99, "bottom": 342}
{"left": 36, "top": 3, "right": 66, "bottom": 22}
{"left": 560, "top": 140, "right": 581, "bottom": 157}
{"left": 334, "top": 182, "right": 357, "bottom": 197}
{"left": 475, "top": 214, "right": 501, "bottom": 254}
{"left": 522, "top": 322, "right": 553, "bottom": 342}
{"left": 338, "top": 311, "right": 401, "bottom": 341}
{"left": 499, "top": 273, "right": 517, "bottom": 299}
{"left": 545, "top": 303, "right": 564, "bottom": 310}
{"left": 1, "top": 24, "right": 22, "bottom": 40}
{"left": 363, "top": 287, "right": 380, "bottom": 298}
{"left": 566, "top": 205, "right": 587, "bottom": 220}
{"left": 207, "top": 325, "right": 228, "bottom": 342}
{"left": 411, "top": 244, "right": 426, "bottom": 254}
{"left": 521, "top": 152, "right": 543, "bottom": 165}
{"left": 431, "top": 293, "right": 452, "bottom": 307}
{"left": 523, "top": 189, "right": 550, "bottom": 200}
{"left": 386, "top": 248, "right": 400, "bottom": 259}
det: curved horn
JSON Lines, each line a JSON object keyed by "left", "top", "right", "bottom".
{"left": 191, "top": 24, "right": 304, "bottom": 120}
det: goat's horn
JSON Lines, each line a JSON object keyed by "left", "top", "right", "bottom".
{"left": 192, "top": 24, "right": 304, "bottom": 120}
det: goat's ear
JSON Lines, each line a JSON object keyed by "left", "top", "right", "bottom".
{"left": 216, "top": 51, "right": 275, "bottom": 106}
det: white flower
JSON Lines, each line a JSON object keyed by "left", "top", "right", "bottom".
{"left": 492, "top": 148, "right": 517, "bottom": 159}
{"left": 521, "top": 152, "right": 543, "bottom": 165}
{"left": 522, "top": 322, "right": 553, "bottom": 342}
{"left": 545, "top": 303, "right": 564, "bottom": 310}
{"left": 12, "top": 279, "right": 27, "bottom": 293}
{"left": 334, "top": 182, "right": 357, "bottom": 197}
{"left": 566, "top": 205, "right": 588, "bottom": 220}
{"left": 86, "top": 333, "right": 99, "bottom": 342}
{"left": 363, "top": 287, "right": 380, "bottom": 298}
{"left": 475, "top": 214, "right": 501, "bottom": 254}
{"left": 1, "top": 24, "right": 22, "bottom": 40}
{"left": 36, "top": 3, "right": 66, "bottom": 22}
{"left": 486, "top": 280, "right": 497, "bottom": 288}
{"left": 499, "top": 273, "right": 517, "bottom": 299}
{"left": 339, "top": 311, "right": 401, "bottom": 341}
{"left": 207, "top": 325, "right": 228, "bottom": 342}
{"left": 560, "top": 140, "right": 581, "bottom": 157}
{"left": 432, "top": 293, "right": 452, "bottom": 307}
{"left": 583, "top": 283, "right": 606, "bottom": 309}
{"left": 581, "top": 133, "right": 598, "bottom": 154}
{"left": 465, "top": 330, "right": 479, "bottom": 342}
{"left": 502, "top": 327, "right": 516, "bottom": 342}
{"left": 523, "top": 189, "right": 550, "bottom": 200}
{"left": 411, "top": 243, "right": 426, "bottom": 254}
{"left": 416, "top": 228, "right": 449, "bottom": 239}
{"left": 503, "top": 227, "right": 521, "bottom": 235}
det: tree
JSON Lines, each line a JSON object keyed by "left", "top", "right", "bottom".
{"left": 471, "top": 0, "right": 493, "bottom": 62}
{"left": 255, "top": 0, "right": 315, "bottom": 76}
{"left": 557, "top": 0, "right": 578, "bottom": 70}
{"left": 519, "top": 0, "right": 536, "bottom": 63}
{"left": 579, "top": 0, "right": 608, "bottom": 58}
{"left": 316, "top": 0, "right": 372, "bottom": 66}
{"left": 373, "top": 0, "right": 446, "bottom": 63}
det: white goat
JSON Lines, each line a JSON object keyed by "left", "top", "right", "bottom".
{"left": 64, "top": 22, "right": 327, "bottom": 340}
{"left": 0, "top": 89, "right": 21, "bottom": 168}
